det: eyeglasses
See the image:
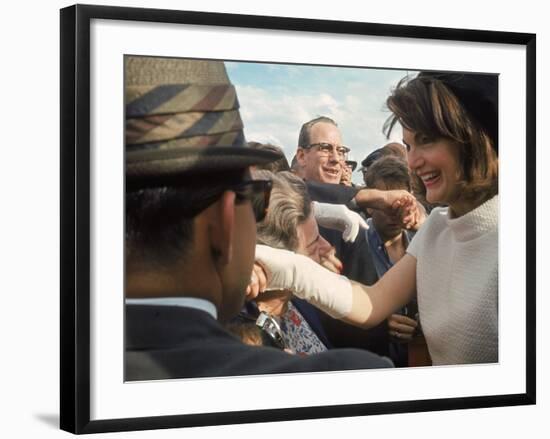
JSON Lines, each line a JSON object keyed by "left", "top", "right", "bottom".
{"left": 303, "top": 142, "right": 350, "bottom": 160}
{"left": 232, "top": 179, "right": 272, "bottom": 222}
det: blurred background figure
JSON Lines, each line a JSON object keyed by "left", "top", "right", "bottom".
{"left": 248, "top": 141, "right": 290, "bottom": 173}
{"left": 358, "top": 142, "right": 407, "bottom": 186}
{"left": 341, "top": 155, "right": 357, "bottom": 187}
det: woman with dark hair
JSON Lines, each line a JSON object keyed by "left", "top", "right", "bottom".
{"left": 255, "top": 72, "right": 499, "bottom": 366}
{"left": 385, "top": 72, "right": 498, "bottom": 212}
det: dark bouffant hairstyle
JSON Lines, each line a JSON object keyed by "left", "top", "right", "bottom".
{"left": 384, "top": 74, "right": 498, "bottom": 206}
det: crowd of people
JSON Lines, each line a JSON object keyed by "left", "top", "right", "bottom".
{"left": 124, "top": 55, "right": 498, "bottom": 380}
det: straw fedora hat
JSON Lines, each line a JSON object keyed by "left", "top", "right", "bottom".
{"left": 125, "top": 55, "right": 278, "bottom": 190}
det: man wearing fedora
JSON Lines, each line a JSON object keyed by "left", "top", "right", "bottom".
{"left": 124, "top": 55, "right": 393, "bottom": 381}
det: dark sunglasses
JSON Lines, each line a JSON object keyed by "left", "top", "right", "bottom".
{"left": 232, "top": 179, "right": 272, "bottom": 222}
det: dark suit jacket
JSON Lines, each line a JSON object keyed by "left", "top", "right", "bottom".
{"left": 305, "top": 180, "right": 359, "bottom": 205}
{"left": 125, "top": 304, "right": 392, "bottom": 381}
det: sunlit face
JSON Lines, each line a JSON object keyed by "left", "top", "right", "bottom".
{"left": 218, "top": 198, "right": 257, "bottom": 322}
{"left": 403, "top": 127, "right": 463, "bottom": 210}
{"left": 295, "top": 211, "right": 332, "bottom": 264}
{"left": 297, "top": 122, "right": 344, "bottom": 184}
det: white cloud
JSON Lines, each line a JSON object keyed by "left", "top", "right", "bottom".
{"left": 225, "top": 62, "right": 239, "bottom": 71}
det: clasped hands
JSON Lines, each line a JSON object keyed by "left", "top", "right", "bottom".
{"left": 386, "top": 191, "right": 426, "bottom": 231}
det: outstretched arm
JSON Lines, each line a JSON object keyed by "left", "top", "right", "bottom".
{"left": 344, "top": 254, "right": 417, "bottom": 327}
{"left": 254, "top": 245, "right": 417, "bottom": 328}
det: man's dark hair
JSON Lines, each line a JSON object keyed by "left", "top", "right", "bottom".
{"left": 126, "top": 171, "right": 247, "bottom": 266}
{"left": 361, "top": 148, "right": 384, "bottom": 171}
{"left": 364, "top": 156, "right": 411, "bottom": 192}
{"left": 298, "top": 116, "right": 338, "bottom": 148}
{"left": 361, "top": 143, "right": 406, "bottom": 172}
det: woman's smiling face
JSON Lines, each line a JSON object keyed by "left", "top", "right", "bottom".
{"left": 403, "top": 128, "right": 465, "bottom": 211}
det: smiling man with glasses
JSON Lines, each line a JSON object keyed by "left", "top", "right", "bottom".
{"left": 296, "top": 116, "right": 349, "bottom": 184}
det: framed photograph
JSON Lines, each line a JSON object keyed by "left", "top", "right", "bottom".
{"left": 60, "top": 4, "right": 536, "bottom": 434}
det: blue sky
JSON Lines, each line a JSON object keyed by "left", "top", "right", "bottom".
{"left": 226, "top": 61, "right": 418, "bottom": 184}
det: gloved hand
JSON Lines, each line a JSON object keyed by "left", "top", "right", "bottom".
{"left": 312, "top": 201, "right": 368, "bottom": 243}
{"left": 254, "top": 245, "right": 353, "bottom": 318}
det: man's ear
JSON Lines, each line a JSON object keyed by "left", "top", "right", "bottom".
{"left": 207, "top": 191, "right": 235, "bottom": 266}
{"left": 296, "top": 148, "right": 306, "bottom": 167}
{"left": 366, "top": 207, "right": 374, "bottom": 216}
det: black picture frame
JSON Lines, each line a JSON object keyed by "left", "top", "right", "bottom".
{"left": 60, "top": 4, "right": 536, "bottom": 434}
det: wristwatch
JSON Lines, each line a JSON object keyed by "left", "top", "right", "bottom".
{"left": 255, "top": 311, "right": 286, "bottom": 350}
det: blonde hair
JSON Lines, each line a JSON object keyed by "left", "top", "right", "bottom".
{"left": 252, "top": 170, "right": 311, "bottom": 251}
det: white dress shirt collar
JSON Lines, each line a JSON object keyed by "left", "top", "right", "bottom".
{"left": 125, "top": 297, "right": 217, "bottom": 319}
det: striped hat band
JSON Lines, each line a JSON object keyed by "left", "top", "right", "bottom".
{"left": 126, "top": 108, "right": 244, "bottom": 145}
{"left": 126, "top": 84, "right": 238, "bottom": 117}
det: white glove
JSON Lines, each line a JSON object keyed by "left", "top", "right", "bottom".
{"left": 312, "top": 201, "right": 368, "bottom": 243}
{"left": 254, "top": 245, "right": 353, "bottom": 319}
